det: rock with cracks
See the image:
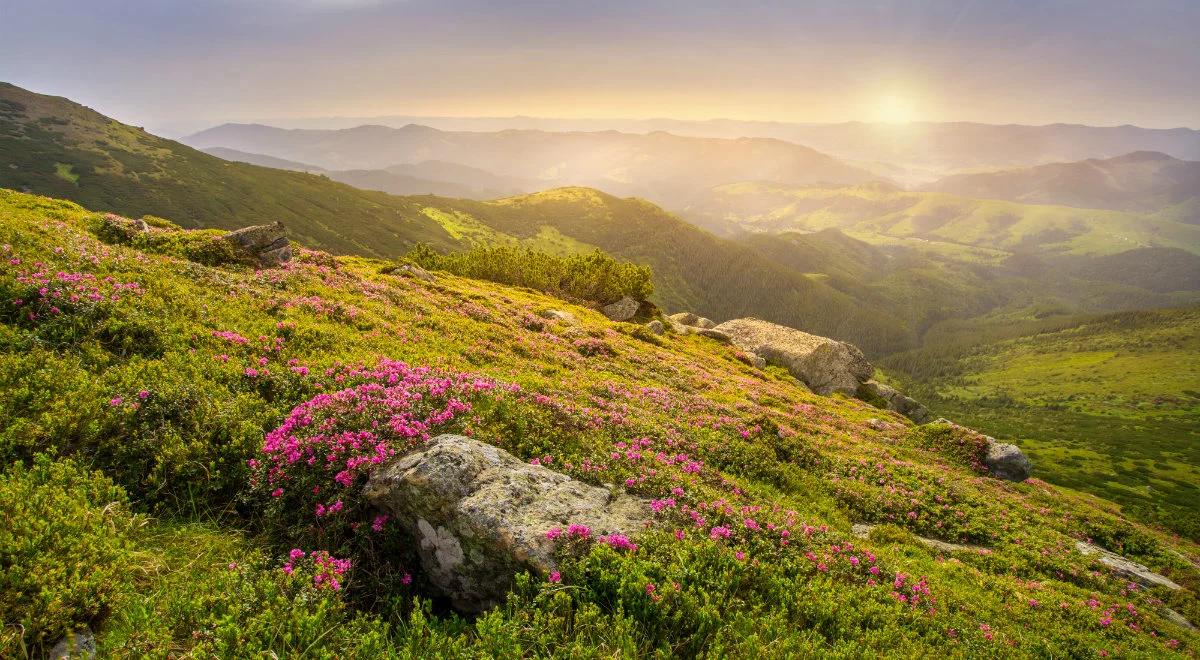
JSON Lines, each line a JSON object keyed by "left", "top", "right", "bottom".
{"left": 364, "top": 434, "right": 650, "bottom": 612}
{"left": 713, "top": 318, "right": 872, "bottom": 396}
{"left": 1075, "top": 541, "right": 1182, "bottom": 590}
{"left": 860, "top": 380, "right": 933, "bottom": 424}
{"left": 601, "top": 296, "right": 641, "bottom": 322}
{"left": 221, "top": 221, "right": 292, "bottom": 267}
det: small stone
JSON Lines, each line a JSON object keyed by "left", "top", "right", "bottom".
{"left": 697, "top": 328, "right": 732, "bottom": 344}
{"left": 538, "top": 309, "right": 576, "bottom": 323}
{"left": 48, "top": 627, "right": 96, "bottom": 659}
{"left": 646, "top": 319, "right": 665, "bottom": 335}
{"left": 1164, "top": 607, "right": 1195, "bottom": 630}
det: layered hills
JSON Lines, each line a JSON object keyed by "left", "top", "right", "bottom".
{"left": 925, "top": 151, "right": 1200, "bottom": 216}
{"left": 183, "top": 121, "right": 880, "bottom": 208}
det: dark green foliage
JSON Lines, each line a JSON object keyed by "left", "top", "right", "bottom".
{"left": 407, "top": 244, "right": 653, "bottom": 305}
{"left": 0, "top": 456, "right": 139, "bottom": 656}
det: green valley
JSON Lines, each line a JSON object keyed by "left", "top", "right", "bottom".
{"left": 882, "top": 308, "right": 1200, "bottom": 538}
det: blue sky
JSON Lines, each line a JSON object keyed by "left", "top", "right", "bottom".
{"left": 1, "top": 0, "right": 1197, "bottom": 130}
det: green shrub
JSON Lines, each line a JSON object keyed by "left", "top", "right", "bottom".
{"left": 0, "top": 455, "right": 139, "bottom": 656}
{"left": 406, "top": 244, "right": 653, "bottom": 305}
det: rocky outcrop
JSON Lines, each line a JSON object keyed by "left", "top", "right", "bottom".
{"left": 601, "top": 296, "right": 641, "bottom": 322}
{"left": 859, "top": 380, "right": 933, "bottom": 424}
{"left": 364, "top": 434, "right": 650, "bottom": 612}
{"left": 713, "top": 318, "right": 872, "bottom": 396}
{"left": 221, "top": 221, "right": 291, "bottom": 267}
{"left": 985, "top": 441, "right": 1033, "bottom": 482}
{"left": 852, "top": 523, "right": 988, "bottom": 554}
{"left": 1075, "top": 541, "right": 1182, "bottom": 590}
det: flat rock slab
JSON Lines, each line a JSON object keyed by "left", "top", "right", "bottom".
{"left": 364, "top": 434, "right": 649, "bottom": 612}
{"left": 714, "top": 318, "right": 872, "bottom": 396}
{"left": 1075, "top": 541, "right": 1181, "bottom": 590}
{"left": 851, "top": 523, "right": 988, "bottom": 554}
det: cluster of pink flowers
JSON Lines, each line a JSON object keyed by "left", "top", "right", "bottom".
{"left": 4, "top": 260, "right": 142, "bottom": 321}
{"left": 282, "top": 549, "right": 352, "bottom": 591}
{"left": 254, "top": 359, "right": 513, "bottom": 524}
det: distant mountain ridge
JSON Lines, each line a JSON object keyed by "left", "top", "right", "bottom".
{"left": 925, "top": 151, "right": 1200, "bottom": 216}
{"left": 201, "top": 147, "right": 535, "bottom": 199}
{"left": 181, "top": 115, "right": 1200, "bottom": 183}
{"left": 183, "top": 122, "right": 881, "bottom": 208}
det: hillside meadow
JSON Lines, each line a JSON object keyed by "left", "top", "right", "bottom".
{"left": 0, "top": 187, "right": 1198, "bottom": 657}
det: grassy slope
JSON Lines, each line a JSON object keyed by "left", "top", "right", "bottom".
{"left": 882, "top": 308, "right": 1200, "bottom": 538}
{"left": 2, "top": 188, "right": 1198, "bottom": 657}
{"left": 686, "top": 181, "right": 1200, "bottom": 256}
{"left": 0, "top": 82, "right": 458, "bottom": 256}
{"left": 0, "top": 83, "right": 919, "bottom": 354}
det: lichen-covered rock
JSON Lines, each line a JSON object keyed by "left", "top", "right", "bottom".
{"left": 668, "top": 312, "right": 702, "bottom": 326}
{"left": 646, "top": 319, "right": 665, "bottom": 335}
{"left": 221, "top": 221, "right": 291, "bottom": 267}
{"left": 695, "top": 317, "right": 716, "bottom": 329}
{"left": 364, "top": 434, "right": 650, "bottom": 612}
{"left": 713, "top": 318, "right": 872, "bottom": 396}
{"left": 985, "top": 441, "right": 1032, "bottom": 482}
{"left": 538, "top": 309, "right": 576, "bottom": 324}
{"left": 860, "top": 379, "right": 933, "bottom": 424}
{"left": 1075, "top": 541, "right": 1182, "bottom": 590}
{"left": 602, "top": 296, "right": 641, "bottom": 322}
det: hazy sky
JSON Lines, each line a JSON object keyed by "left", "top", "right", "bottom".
{"left": 2, "top": 0, "right": 1198, "bottom": 132}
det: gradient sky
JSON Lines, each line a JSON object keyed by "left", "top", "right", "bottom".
{"left": 2, "top": 0, "right": 1198, "bottom": 132}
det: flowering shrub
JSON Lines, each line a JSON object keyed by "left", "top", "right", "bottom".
{"left": 252, "top": 359, "right": 514, "bottom": 553}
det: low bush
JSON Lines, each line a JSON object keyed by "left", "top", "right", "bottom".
{"left": 0, "top": 455, "right": 140, "bottom": 656}
{"left": 406, "top": 244, "right": 652, "bottom": 305}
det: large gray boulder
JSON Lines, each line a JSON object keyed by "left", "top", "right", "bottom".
{"left": 601, "top": 296, "right": 641, "bottom": 322}
{"left": 364, "top": 434, "right": 649, "bottom": 612}
{"left": 222, "top": 221, "right": 292, "bottom": 267}
{"left": 985, "top": 441, "right": 1033, "bottom": 482}
{"left": 713, "top": 318, "right": 873, "bottom": 396}
{"left": 1075, "top": 541, "right": 1182, "bottom": 590}
{"left": 860, "top": 379, "right": 933, "bottom": 424}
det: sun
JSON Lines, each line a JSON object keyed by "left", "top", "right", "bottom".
{"left": 874, "top": 94, "right": 917, "bottom": 124}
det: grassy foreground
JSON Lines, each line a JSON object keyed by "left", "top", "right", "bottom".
{"left": 1, "top": 188, "right": 1198, "bottom": 657}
